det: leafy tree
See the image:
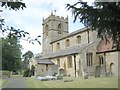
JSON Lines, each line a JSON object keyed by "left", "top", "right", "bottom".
{"left": 0, "top": 1, "right": 41, "bottom": 73}
{"left": 23, "top": 68, "right": 31, "bottom": 77}
{"left": 0, "top": 0, "right": 27, "bottom": 37}
{"left": 22, "top": 50, "right": 33, "bottom": 61}
{"left": 31, "top": 65, "right": 35, "bottom": 76}
{"left": 1, "top": 34, "right": 22, "bottom": 71}
{"left": 22, "top": 51, "right": 34, "bottom": 77}
{"left": 66, "top": 1, "right": 120, "bottom": 49}
{"left": 22, "top": 50, "right": 33, "bottom": 69}
{"left": 0, "top": 1, "right": 41, "bottom": 45}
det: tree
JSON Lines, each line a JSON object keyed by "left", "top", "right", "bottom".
{"left": 31, "top": 65, "right": 35, "bottom": 76}
{"left": 1, "top": 34, "right": 22, "bottom": 71}
{"left": 22, "top": 50, "right": 33, "bottom": 69}
{"left": 0, "top": 1, "right": 27, "bottom": 37}
{"left": 66, "top": 1, "right": 120, "bottom": 49}
{"left": 0, "top": 1, "right": 41, "bottom": 73}
{"left": 0, "top": 1, "right": 41, "bottom": 45}
{"left": 22, "top": 50, "right": 33, "bottom": 61}
{"left": 0, "top": 0, "right": 26, "bottom": 10}
{"left": 22, "top": 51, "right": 34, "bottom": 77}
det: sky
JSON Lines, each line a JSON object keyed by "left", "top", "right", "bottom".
{"left": 0, "top": 0, "right": 95, "bottom": 55}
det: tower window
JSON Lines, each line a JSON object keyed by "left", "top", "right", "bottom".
{"left": 45, "top": 25, "right": 49, "bottom": 36}
{"left": 56, "top": 42, "right": 60, "bottom": 50}
{"left": 86, "top": 52, "right": 93, "bottom": 66}
{"left": 65, "top": 39, "right": 70, "bottom": 47}
{"left": 58, "top": 23, "right": 63, "bottom": 34}
{"left": 76, "top": 35, "right": 81, "bottom": 44}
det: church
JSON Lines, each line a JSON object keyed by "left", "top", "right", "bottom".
{"left": 29, "top": 12, "right": 119, "bottom": 77}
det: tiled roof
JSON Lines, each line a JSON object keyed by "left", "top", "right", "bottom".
{"left": 43, "top": 42, "right": 95, "bottom": 58}
{"left": 37, "top": 58, "right": 54, "bottom": 65}
{"left": 97, "top": 38, "right": 113, "bottom": 52}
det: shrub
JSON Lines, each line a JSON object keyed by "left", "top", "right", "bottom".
{"left": 1, "top": 70, "right": 11, "bottom": 78}
{"left": 23, "top": 68, "right": 31, "bottom": 77}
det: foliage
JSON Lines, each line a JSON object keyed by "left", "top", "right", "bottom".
{"left": 0, "top": 0, "right": 27, "bottom": 37}
{"left": 0, "top": 0, "right": 26, "bottom": 10}
{"left": 0, "top": 15, "right": 41, "bottom": 45}
{"left": 0, "top": 1, "right": 41, "bottom": 76}
{"left": 22, "top": 51, "right": 33, "bottom": 61}
{"left": 31, "top": 65, "right": 35, "bottom": 76}
{"left": 1, "top": 34, "right": 22, "bottom": 72}
{"left": 27, "top": 35, "right": 41, "bottom": 45}
{"left": 0, "top": 1, "right": 41, "bottom": 45}
{"left": 23, "top": 65, "right": 35, "bottom": 77}
{"left": 23, "top": 68, "right": 31, "bottom": 77}
{"left": 22, "top": 52, "right": 36, "bottom": 77}
{"left": 1, "top": 70, "right": 11, "bottom": 78}
{"left": 66, "top": 2, "right": 120, "bottom": 49}
{"left": 1, "top": 25, "right": 30, "bottom": 38}
{"left": 22, "top": 51, "right": 33, "bottom": 69}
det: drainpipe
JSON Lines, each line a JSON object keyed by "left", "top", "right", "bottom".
{"left": 74, "top": 54, "right": 77, "bottom": 77}
{"left": 104, "top": 53, "right": 107, "bottom": 76}
{"left": 87, "top": 28, "right": 90, "bottom": 44}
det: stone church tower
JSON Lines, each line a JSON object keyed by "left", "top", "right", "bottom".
{"left": 42, "top": 12, "right": 69, "bottom": 56}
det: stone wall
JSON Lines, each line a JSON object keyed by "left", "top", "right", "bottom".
{"left": 105, "top": 51, "right": 119, "bottom": 76}
{"left": 36, "top": 64, "right": 57, "bottom": 76}
{"left": 97, "top": 51, "right": 119, "bottom": 77}
{"left": 51, "top": 54, "right": 81, "bottom": 77}
{"left": 52, "top": 30, "right": 95, "bottom": 53}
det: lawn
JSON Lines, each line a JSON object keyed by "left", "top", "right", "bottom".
{"left": 27, "top": 76, "right": 118, "bottom": 88}
{"left": 0, "top": 79, "right": 8, "bottom": 89}
{"left": 10, "top": 75, "right": 23, "bottom": 78}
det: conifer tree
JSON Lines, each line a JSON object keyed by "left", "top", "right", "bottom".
{"left": 67, "top": 2, "right": 120, "bottom": 49}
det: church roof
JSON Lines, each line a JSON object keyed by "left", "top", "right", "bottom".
{"left": 50, "top": 27, "right": 90, "bottom": 44}
{"left": 37, "top": 58, "right": 54, "bottom": 65}
{"left": 43, "top": 42, "right": 95, "bottom": 58}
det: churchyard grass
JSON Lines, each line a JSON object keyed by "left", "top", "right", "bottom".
{"left": 0, "top": 79, "right": 8, "bottom": 89}
{"left": 27, "top": 76, "right": 118, "bottom": 88}
{"left": 10, "top": 75, "right": 23, "bottom": 78}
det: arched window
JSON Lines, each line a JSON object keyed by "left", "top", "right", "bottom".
{"left": 76, "top": 35, "right": 81, "bottom": 44}
{"left": 58, "top": 23, "right": 63, "bottom": 34}
{"left": 45, "top": 25, "right": 49, "bottom": 36}
{"left": 86, "top": 52, "right": 93, "bottom": 66}
{"left": 56, "top": 42, "right": 60, "bottom": 50}
{"left": 65, "top": 39, "right": 70, "bottom": 47}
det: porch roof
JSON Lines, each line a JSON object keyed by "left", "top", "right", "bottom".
{"left": 37, "top": 58, "right": 54, "bottom": 65}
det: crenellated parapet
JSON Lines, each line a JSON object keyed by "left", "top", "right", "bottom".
{"left": 42, "top": 12, "right": 68, "bottom": 25}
